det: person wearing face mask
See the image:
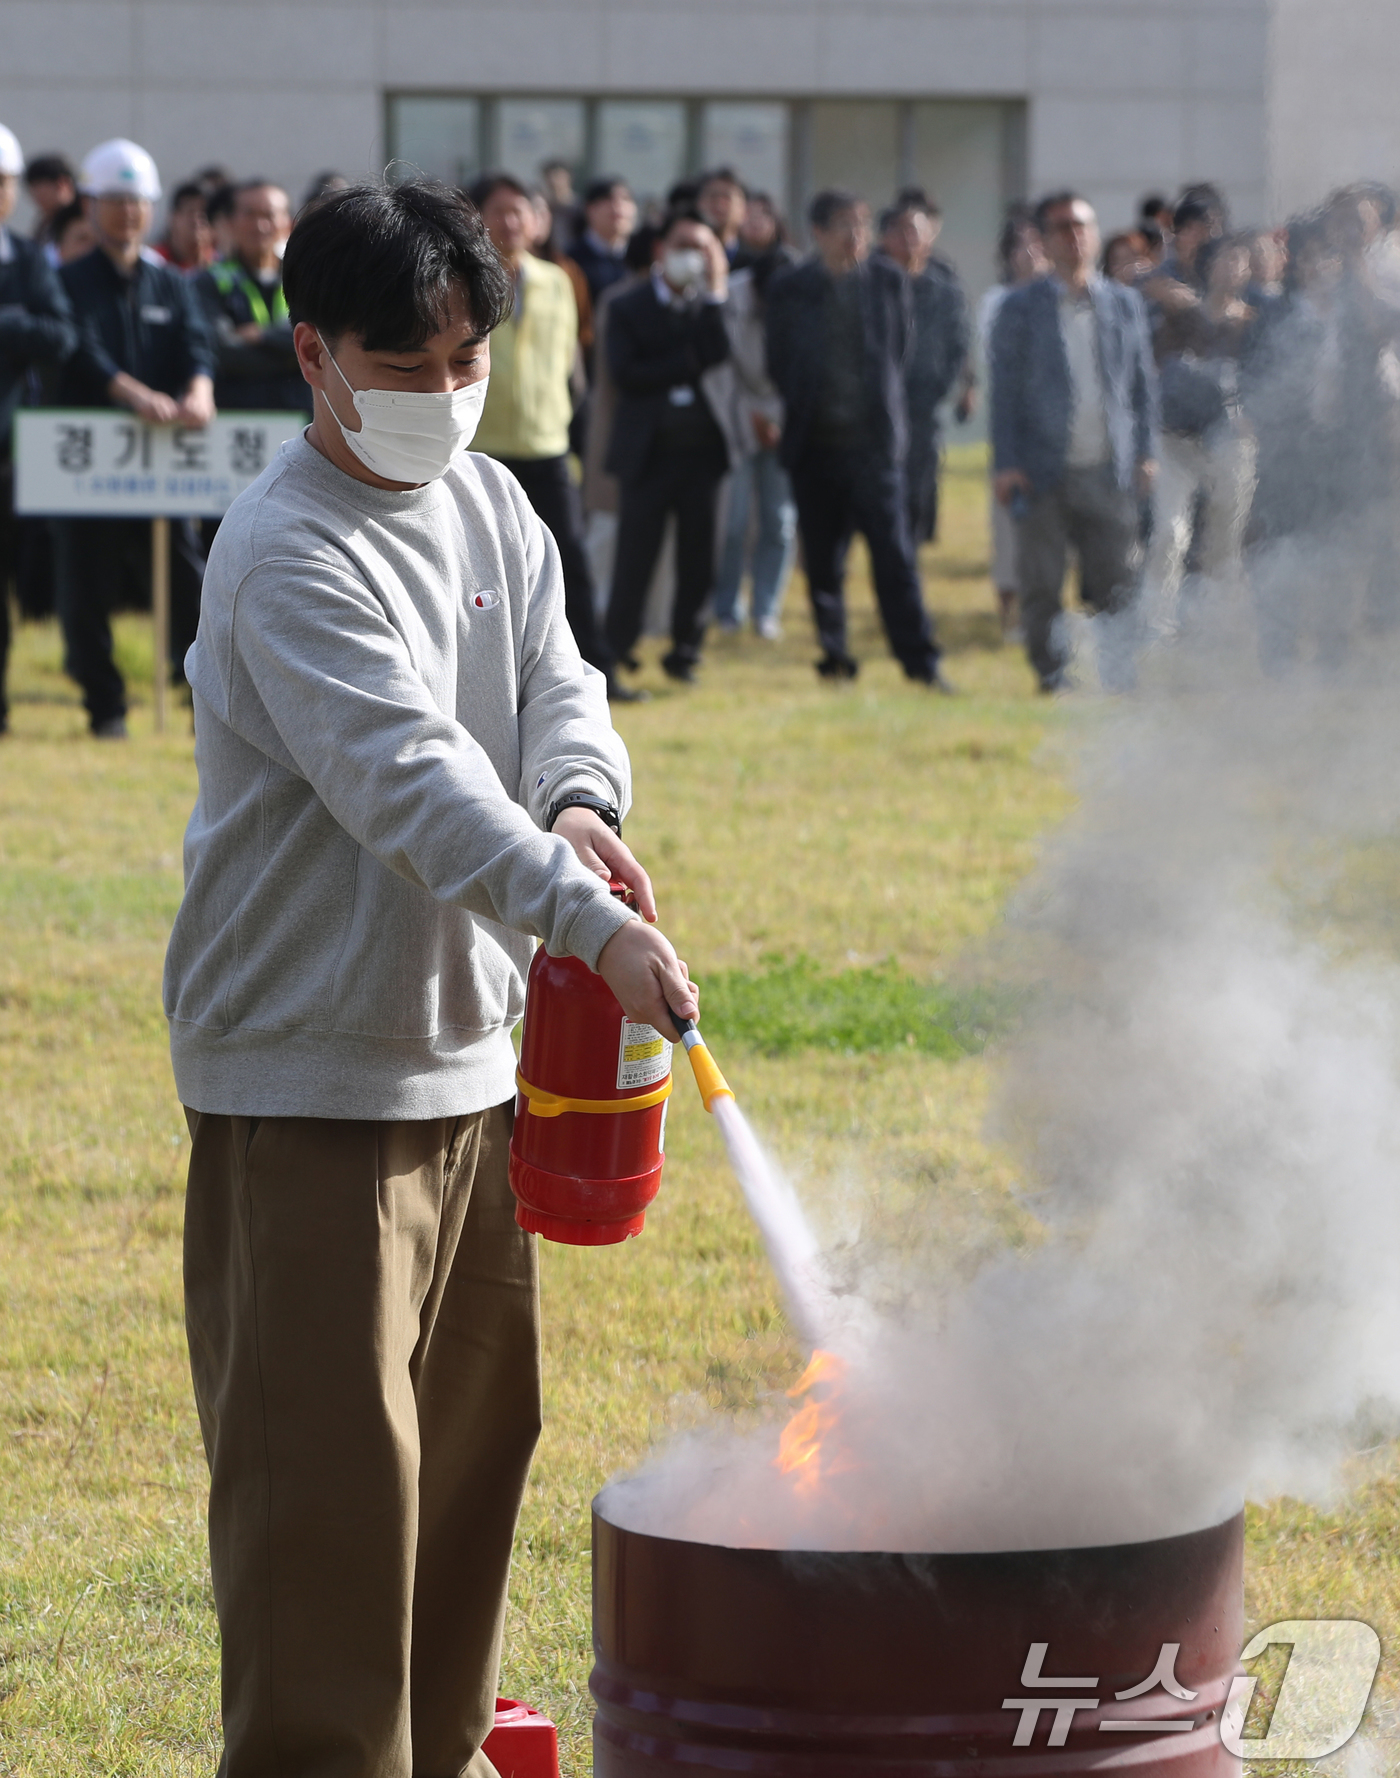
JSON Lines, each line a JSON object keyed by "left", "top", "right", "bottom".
{"left": 162, "top": 177, "right": 697, "bottom": 1778}
{"left": 603, "top": 207, "right": 733, "bottom": 683}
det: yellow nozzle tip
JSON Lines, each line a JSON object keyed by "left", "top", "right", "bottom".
{"left": 686, "top": 1042, "right": 733, "bottom": 1113}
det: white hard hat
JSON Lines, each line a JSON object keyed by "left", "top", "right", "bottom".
{"left": 0, "top": 125, "right": 22, "bottom": 178}
{"left": 80, "top": 137, "right": 161, "bottom": 202}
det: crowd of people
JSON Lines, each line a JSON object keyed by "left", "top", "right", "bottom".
{"left": 0, "top": 121, "right": 1396, "bottom": 735}
{"left": 988, "top": 179, "right": 1400, "bottom": 691}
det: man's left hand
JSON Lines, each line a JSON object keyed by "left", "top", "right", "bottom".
{"left": 552, "top": 806, "right": 658, "bottom": 922}
{"left": 177, "top": 375, "right": 217, "bottom": 429}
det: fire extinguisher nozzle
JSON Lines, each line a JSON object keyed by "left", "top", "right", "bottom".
{"left": 686, "top": 1041, "right": 734, "bottom": 1113}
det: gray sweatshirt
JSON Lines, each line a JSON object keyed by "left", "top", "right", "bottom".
{"left": 163, "top": 434, "right": 636, "bottom": 1120}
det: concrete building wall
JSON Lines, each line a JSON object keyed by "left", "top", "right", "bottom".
{"left": 0, "top": 0, "right": 1391, "bottom": 238}
{"left": 1268, "top": 0, "right": 1400, "bottom": 219}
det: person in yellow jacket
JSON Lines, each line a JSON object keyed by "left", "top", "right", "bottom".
{"left": 470, "top": 172, "right": 643, "bottom": 700}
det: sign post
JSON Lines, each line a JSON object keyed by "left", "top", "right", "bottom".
{"left": 151, "top": 515, "right": 170, "bottom": 734}
{"left": 14, "top": 410, "right": 306, "bottom": 730}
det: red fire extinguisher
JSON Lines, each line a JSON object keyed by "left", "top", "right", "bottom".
{"left": 509, "top": 885, "right": 676, "bottom": 1245}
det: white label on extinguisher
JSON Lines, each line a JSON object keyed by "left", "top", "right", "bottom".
{"left": 617, "top": 1018, "right": 672, "bottom": 1090}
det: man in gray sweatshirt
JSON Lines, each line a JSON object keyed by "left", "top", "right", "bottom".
{"left": 163, "top": 180, "right": 698, "bottom": 1778}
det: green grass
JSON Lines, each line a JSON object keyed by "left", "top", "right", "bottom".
{"left": 699, "top": 955, "right": 1011, "bottom": 1057}
{"left": 0, "top": 446, "right": 1396, "bottom": 1776}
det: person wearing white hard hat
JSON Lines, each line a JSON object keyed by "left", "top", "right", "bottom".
{"left": 0, "top": 121, "right": 77, "bottom": 736}
{"left": 54, "top": 138, "right": 215, "bottom": 738}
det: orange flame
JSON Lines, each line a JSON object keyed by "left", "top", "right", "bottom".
{"left": 775, "top": 1349, "right": 847, "bottom": 1498}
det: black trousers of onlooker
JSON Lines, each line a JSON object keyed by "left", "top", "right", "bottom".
{"left": 53, "top": 516, "right": 205, "bottom": 730}
{"left": 907, "top": 433, "right": 942, "bottom": 546}
{"left": 787, "top": 445, "right": 940, "bottom": 679}
{"left": 607, "top": 446, "right": 726, "bottom": 669}
{"left": 495, "top": 453, "right": 611, "bottom": 674}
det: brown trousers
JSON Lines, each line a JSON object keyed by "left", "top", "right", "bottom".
{"left": 183, "top": 1104, "right": 541, "bottom": 1778}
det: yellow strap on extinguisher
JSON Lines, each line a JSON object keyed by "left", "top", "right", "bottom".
{"left": 515, "top": 1070, "right": 673, "bottom": 1119}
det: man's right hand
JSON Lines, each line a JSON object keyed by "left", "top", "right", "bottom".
{"left": 597, "top": 920, "right": 698, "bottom": 1036}
{"left": 109, "top": 372, "right": 180, "bottom": 424}
{"left": 994, "top": 468, "right": 1030, "bottom": 507}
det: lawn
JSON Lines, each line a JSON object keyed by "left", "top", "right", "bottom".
{"left": 0, "top": 446, "right": 1396, "bottom": 1776}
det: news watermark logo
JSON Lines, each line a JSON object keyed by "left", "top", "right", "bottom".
{"left": 1003, "top": 1621, "right": 1381, "bottom": 1760}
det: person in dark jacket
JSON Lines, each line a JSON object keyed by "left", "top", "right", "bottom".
{"left": 765, "top": 188, "right": 947, "bottom": 687}
{"left": 991, "top": 192, "right": 1158, "bottom": 693}
{"left": 0, "top": 122, "right": 77, "bottom": 734}
{"left": 877, "top": 192, "right": 970, "bottom": 546}
{"left": 604, "top": 208, "right": 732, "bottom": 684}
{"left": 570, "top": 178, "right": 637, "bottom": 306}
{"left": 194, "top": 180, "right": 307, "bottom": 414}
{"left": 56, "top": 138, "right": 216, "bottom": 738}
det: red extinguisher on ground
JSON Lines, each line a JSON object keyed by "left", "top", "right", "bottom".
{"left": 508, "top": 883, "right": 731, "bottom": 1245}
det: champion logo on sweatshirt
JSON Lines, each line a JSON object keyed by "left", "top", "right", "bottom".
{"left": 471, "top": 589, "right": 501, "bottom": 610}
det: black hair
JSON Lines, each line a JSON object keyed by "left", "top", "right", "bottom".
{"left": 281, "top": 177, "right": 514, "bottom": 350}
{"left": 205, "top": 183, "right": 237, "bottom": 224}
{"left": 624, "top": 223, "right": 657, "bottom": 272}
{"left": 50, "top": 198, "right": 87, "bottom": 242}
{"left": 231, "top": 177, "right": 286, "bottom": 202}
{"left": 467, "top": 171, "right": 532, "bottom": 211}
{"left": 195, "top": 165, "right": 233, "bottom": 194}
{"left": 1172, "top": 195, "right": 1216, "bottom": 234}
{"left": 699, "top": 165, "right": 747, "bottom": 196}
{"left": 744, "top": 190, "right": 789, "bottom": 244}
{"left": 584, "top": 176, "right": 630, "bottom": 208}
{"left": 808, "top": 188, "right": 861, "bottom": 231}
{"left": 1139, "top": 193, "right": 1169, "bottom": 222}
{"left": 1177, "top": 183, "right": 1228, "bottom": 230}
{"left": 996, "top": 204, "right": 1036, "bottom": 278}
{"left": 666, "top": 178, "right": 701, "bottom": 209}
{"left": 1100, "top": 230, "right": 1146, "bottom": 276}
{"left": 894, "top": 184, "right": 942, "bottom": 220}
{"left": 25, "top": 153, "right": 74, "bottom": 188}
{"left": 1033, "top": 190, "right": 1089, "bottom": 234}
{"left": 170, "top": 181, "right": 205, "bottom": 212}
{"left": 659, "top": 206, "right": 707, "bottom": 239}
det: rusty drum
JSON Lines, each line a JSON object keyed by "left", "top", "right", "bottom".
{"left": 591, "top": 1499, "right": 1243, "bottom": 1776}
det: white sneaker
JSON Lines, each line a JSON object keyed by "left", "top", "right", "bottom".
{"left": 756, "top": 615, "right": 782, "bottom": 641}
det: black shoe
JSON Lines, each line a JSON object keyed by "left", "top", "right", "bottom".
{"left": 910, "top": 664, "right": 958, "bottom": 694}
{"left": 607, "top": 677, "right": 649, "bottom": 704}
{"left": 815, "top": 651, "right": 859, "bottom": 681}
{"left": 620, "top": 653, "right": 642, "bottom": 673}
{"left": 91, "top": 716, "right": 128, "bottom": 740}
{"left": 661, "top": 652, "right": 698, "bottom": 684}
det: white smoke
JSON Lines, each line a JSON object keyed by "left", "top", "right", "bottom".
{"left": 604, "top": 572, "right": 1400, "bottom": 1553}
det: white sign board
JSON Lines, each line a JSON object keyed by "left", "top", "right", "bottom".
{"left": 14, "top": 409, "right": 306, "bottom": 517}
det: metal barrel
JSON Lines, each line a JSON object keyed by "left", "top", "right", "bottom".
{"left": 591, "top": 1502, "right": 1243, "bottom": 1775}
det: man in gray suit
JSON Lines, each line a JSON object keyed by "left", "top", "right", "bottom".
{"left": 991, "top": 192, "right": 1158, "bottom": 691}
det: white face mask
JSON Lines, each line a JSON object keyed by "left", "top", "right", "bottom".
{"left": 319, "top": 336, "right": 489, "bottom": 484}
{"left": 663, "top": 247, "right": 708, "bottom": 293}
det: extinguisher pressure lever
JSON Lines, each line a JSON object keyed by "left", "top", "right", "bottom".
{"left": 665, "top": 1006, "right": 734, "bottom": 1113}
